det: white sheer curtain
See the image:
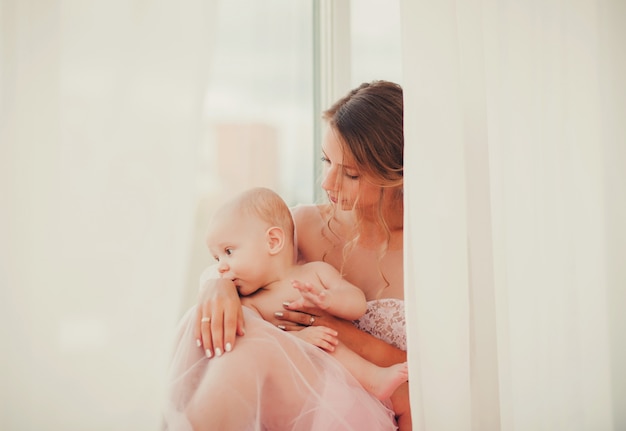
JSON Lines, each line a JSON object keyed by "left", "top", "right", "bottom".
{"left": 0, "top": 1, "right": 215, "bottom": 429}
{"left": 401, "top": 0, "right": 625, "bottom": 430}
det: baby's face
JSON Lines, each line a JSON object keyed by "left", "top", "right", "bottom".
{"left": 206, "top": 211, "right": 272, "bottom": 296}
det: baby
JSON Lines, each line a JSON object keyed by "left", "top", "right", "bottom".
{"left": 203, "top": 187, "right": 408, "bottom": 400}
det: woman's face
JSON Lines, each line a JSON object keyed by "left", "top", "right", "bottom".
{"left": 320, "top": 127, "right": 381, "bottom": 211}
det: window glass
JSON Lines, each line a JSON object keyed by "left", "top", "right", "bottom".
{"left": 186, "top": 0, "right": 314, "bottom": 305}
{"left": 200, "top": 1, "right": 314, "bottom": 204}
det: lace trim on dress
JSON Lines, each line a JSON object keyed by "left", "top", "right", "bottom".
{"left": 354, "top": 299, "right": 406, "bottom": 351}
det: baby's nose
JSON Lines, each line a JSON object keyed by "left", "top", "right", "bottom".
{"left": 218, "top": 261, "right": 229, "bottom": 273}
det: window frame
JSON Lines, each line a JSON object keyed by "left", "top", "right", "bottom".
{"left": 312, "top": 0, "right": 352, "bottom": 202}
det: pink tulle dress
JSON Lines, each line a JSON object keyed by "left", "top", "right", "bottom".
{"left": 163, "top": 297, "right": 406, "bottom": 431}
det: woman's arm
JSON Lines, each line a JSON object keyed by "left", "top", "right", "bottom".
{"left": 274, "top": 306, "right": 406, "bottom": 366}
{"left": 329, "top": 316, "right": 411, "bottom": 428}
{"left": 274, "top": 306, "right": 411, "bottom": 427}
{"left": 332, "top": 317, "right": 406, "bottom": 367}
{"left": 321, "top": 314, "right": 406, "bottom": 366}
{"left": 194, "top": 275, "right": 246, "bottom": 358}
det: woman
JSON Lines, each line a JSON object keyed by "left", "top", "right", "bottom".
{"left": 170, "top": 80, "right": 409, "bottom": 430}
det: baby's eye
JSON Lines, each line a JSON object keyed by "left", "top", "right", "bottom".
{"left": 225, "top": 247, "right": 233, "bottom": 255}
{"left": 213, "top": 256, "right": 220, "bottom": 262}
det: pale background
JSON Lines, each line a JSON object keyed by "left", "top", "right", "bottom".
{"left": 2, "top": 0, "right": 624, "bottom": 430}
{"left": 0, "top": 1, "right": 400, "bottom": 430}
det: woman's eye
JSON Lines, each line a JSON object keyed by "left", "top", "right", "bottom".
{"left": 345, "top": 172, "right": 359, "bottom": 180}
{"left": 320, "top": 156, "right": 330, "bottom": 164}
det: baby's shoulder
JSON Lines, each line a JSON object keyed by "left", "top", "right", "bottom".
{"left": 299, "top": 260, "right": 338, "bottom": 277}
{"left": 291, "top": 204, "right": 334, "bottom": 263}
{"left": 299, "top": 259, "right": 330, "bottom": 271}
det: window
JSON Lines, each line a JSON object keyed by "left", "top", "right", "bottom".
{"left": 184, "top": 0, "right": 315, "bottom": 307}
{"left": 312, "top": 0, "right": 402, "bottom": 201}
{"left": 184, "top": 0, "right": 403, "bottom": 309}
{"left": 350, "top": 0, "right": 402, "bottom": 86}
{"left": 199, "top": 1, "right": 315, "bottom": 204}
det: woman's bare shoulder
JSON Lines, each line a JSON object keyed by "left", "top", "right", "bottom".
{"left": 291, "top": 204, "right": 329, "bottom": 227}
{"left": 292, "top": 204, "right": 332, "bottom": 264}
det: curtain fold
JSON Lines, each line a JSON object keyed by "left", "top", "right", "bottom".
{"left": 401, "top": 0, "right": 625, "bottom": 429}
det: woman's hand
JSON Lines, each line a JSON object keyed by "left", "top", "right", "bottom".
{"left": 273, "top": 301, "right": 342, "bottom": 332}
{"left": 193, "top": 278, "right": 245, "bottom": 358}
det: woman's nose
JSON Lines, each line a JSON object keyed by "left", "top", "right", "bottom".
{"left": 321, "top": 166, "right": 338, "bottom": 192}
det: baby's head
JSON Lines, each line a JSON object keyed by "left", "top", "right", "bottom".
{"left": 206, "top": 187, "right": 295, "bottom": 295}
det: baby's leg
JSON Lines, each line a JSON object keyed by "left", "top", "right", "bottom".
{"left": 185, "top": 313, "right": 320, "bottom": 431}
{"left": 333, "top": 343, "right": 408, "bottom": 400}
{"left": 168, "top": 307, "right": 399, "bottom": 430}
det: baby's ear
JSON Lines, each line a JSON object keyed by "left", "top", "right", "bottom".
{"left": 266, "top": 226, "right": 285, "bottom": 255}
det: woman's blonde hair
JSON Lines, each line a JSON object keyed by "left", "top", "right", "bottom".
{"left": 321, "top": 80, "right": 404, "bottom": 287}
{"left": 323, "top": 80, "right": 403, "bottom": 190}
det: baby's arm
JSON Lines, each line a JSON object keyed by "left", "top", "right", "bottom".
{"left": 291, "top": 262, "right": 367, "bottom": 320}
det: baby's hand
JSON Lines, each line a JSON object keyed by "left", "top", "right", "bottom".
{"left": 290, "top": 280, "right": 331, "bottom": 310}
{"left": 292, "top": 326, "right": 338, "bottom": 352}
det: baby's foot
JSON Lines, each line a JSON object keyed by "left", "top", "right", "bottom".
{"left": 366, "top": 362, "right": 409, "bottom": 400}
